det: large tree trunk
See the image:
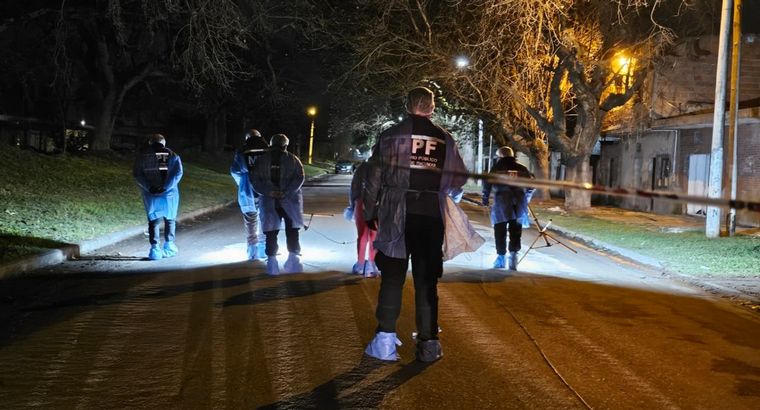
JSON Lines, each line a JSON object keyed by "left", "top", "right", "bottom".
{"left": 564, "top": 159, "right": 592, "bottom": 209}
{"left": 529, "top": 143, "right": 550, "bottom": 200}
{"left": 91, "top": 89, "right": 117, "bottom": 151}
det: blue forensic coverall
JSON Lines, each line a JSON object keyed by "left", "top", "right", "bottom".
{"left": 230, "top": 137, "right": 269, "bottom": 250}
{"left": 133, "top": 142, "right": 183, "bottom": 245}
{"left": 250, "top": 147, "right": 305, "bottom": 257}
{"left": 482, "top": 156, "right": 534, "bottom": 254}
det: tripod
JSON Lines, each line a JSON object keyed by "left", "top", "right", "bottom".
{"left": 519, "top": 205, "right": 577, "bottom": 264}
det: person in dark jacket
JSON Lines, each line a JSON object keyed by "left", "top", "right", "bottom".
{"left": 344, "top": 161, "right": 379, "bottom": 277}
{"left": 250, "top": 133, "right": 305, "bottom": 275}
{"left": 482, "top": 146, "right": 535, "bottom": 270}
{"left": 362, "top": 86, "right": 468, "bottom": 363}
{"left": 230, "top": 128, "right": 269, "bottom": 261}
{"left": 133, "top": 134, "right": 183, "bottom": 260}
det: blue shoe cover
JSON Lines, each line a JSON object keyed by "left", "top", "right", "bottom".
{"left": 162, "top": 241, "right": 178, "bottom": 258}
{"left": 365, "top": 332, "right": 402, "bottom": 361}
{"left": 364, "top": 261, "right": 379, "bottom": 278}
{"left": 247, "top": 244, "right": 258, "bottom": 261}
{"left": 493, "top": 254, "right": 506, "bottom": 269}
{"left": 148, "top": 245, "right": 163, "bottom": 260}
{"left": 282, "top": 252, "right": 303, "bottom": 274}
{"left": 352, "top": 261, "right": 364, "bottom": 275}
{"left": 256, "top": 243, "right": 267, "bottom": 260}
{"left": 266, "top": 257, "right": 280, "bottom": 276}
{"left": 508, "top": 251, "right": 518, "bottom": 270}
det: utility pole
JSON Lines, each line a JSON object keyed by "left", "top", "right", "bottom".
{"left": 476, "top": 119, "right": 484, "bottom": 174}
{"left": 706, "top": 0, "right": 733, "bottom": 238}
{"left": 487, "top": 134, "right": 493, "bottom": 172}
{"left": 725, "top": 0, "right": 743, "bottom": 236}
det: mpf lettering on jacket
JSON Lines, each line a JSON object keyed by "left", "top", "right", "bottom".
{"left": 410, "top": 135, "right": 445, "bottom": 170}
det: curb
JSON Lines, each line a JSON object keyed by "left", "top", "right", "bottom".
{"left": 545, "top": 223, "right": 665, "bottom": 270}
{"left": 0, "top": 201, "right": 234, "bottom": 280}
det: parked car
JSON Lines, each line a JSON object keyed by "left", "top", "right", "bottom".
{"left": 335, "top": 159, "right": 358, "bottom": 174}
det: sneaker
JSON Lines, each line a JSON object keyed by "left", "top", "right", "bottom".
{"left": 493, "top": 254, "right": 506, "bottom": 269}
{"left": 352, "top": 261, "right": 365, "bottom": 275}
{"left": 364, "top": 261, "right": 379, "bottom": 278}
{"left": 415, "top": 339, "right": 443, "bottom": 363}
{"left": 282, "top": 252, "right": 303, "bottom": 274}
{"left": 266, "top": 256, "right": 280, "bottom": 276}
{"left": 162, "top": 241, "right": 178, "bottom": 258}
{"left": 365, "top": 332, "right": 402, "bottom": 361}
{"left": 148, "top": 245, "right": 163, "bottom": 260}
{"left": 508, "top": 251, "right": 518, "bottom": 270}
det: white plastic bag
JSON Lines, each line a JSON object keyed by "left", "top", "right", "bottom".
{"left": 442, "top": 196, "right": 485, "bottom": 261}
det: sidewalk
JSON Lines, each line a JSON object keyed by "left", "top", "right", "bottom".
{"left": 535, "top": 201, "right": 760, "bottom": 306}
{"left": 463, "top": 194, "right": 760, "bottom": 306}
{"left": 0, "top": 171, "right": 333, "bottom": 280}
{"left": 0, "top": 202, "right": 235, "bottom": 280}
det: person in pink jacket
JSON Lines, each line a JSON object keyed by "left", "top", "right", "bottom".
{"left": 344, "top": 161, "right": 379, "bottom": 277}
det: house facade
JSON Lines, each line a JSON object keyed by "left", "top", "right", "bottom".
{"left": 598, "top": 35, "right": 760, "bottom": 227}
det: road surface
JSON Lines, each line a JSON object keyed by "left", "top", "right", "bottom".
{"left": 1, "top": 174, "right": 758, "bottom": 409}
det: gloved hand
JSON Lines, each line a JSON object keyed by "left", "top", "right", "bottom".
{"left": 482, "top": 196, "right": 489, "bottom": 207}
{"left": 366, "top": 219, "right": 378, "bottom": 230}
{"left": 149, "top": 186, "right": 165, "bottom": 194}
{"left": 343, "top": 206, "right": 354, "bottom": 221}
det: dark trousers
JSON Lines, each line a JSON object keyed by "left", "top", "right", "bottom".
{"left": 375, "top": 215, "right": 443, "bottom": 341}
{"left": 264, "top": 207, "right": 300, "bottom": 256}
{"left": 494, "top": 219, "right": 522, "bottom": 254}
{"left": 148, "top": 218, "right": 176, "bottom": 246}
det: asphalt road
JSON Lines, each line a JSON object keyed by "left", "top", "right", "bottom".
{"left": 0, "top": 174, "right": 758, "bottom": 409}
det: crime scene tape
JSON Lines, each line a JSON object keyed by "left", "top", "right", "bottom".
{"left": 471, "top": 170, "right": 760, "bottom": 212}
{"left": 314, "top": 163, "right": 760, "bottom": 212}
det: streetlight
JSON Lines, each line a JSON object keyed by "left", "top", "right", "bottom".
{"left": 306, "top": 106, "right": 317, "bottom": 165}
{"left": 455, "top": 55, "right": 469, "bottom": 69}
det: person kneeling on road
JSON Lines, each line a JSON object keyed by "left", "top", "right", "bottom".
{"left": 250, "top": 133, "right": 305, "bottom": 275}
{"left": 133, "top": 133, "right": 183, "bottom": 260}
{"left": 482, "top": 146, "right": 534, "bottom": 270}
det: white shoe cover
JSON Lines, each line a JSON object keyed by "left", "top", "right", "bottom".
{"left": 365, "top": 331, "right": 402, "bottom": 361}
{"left": 266, "top": 257, "right": 280, "bottom": 276}
{"left": 282, "top": 252, "right": 303, "bottom": 274}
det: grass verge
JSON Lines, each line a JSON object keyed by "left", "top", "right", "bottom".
{"left": 0, "top": 148, "right": 328, "bottom": 265}
{"left": 531, "top": 202, "right": 760, "bottom": 277}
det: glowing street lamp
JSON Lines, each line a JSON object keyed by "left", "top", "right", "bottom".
{"left": 307, "top": 106, "right": 317, "bottom": 165}
{"left": 612, "top": 52, "right": 634, "bottom": 89}
{"left": 455, "top": 55, "right": 469, "bottom": 69}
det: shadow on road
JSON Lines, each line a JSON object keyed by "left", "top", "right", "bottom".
{"left": 0, "top": 262, "right": 265, "bottom": 348}
{"left": 220, "top": 273, "right": 363, "bottom": 307}
{"left": 258, "top": 356, "right": 432, "bottom": 409}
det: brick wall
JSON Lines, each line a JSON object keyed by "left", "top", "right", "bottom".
{"left": 651, "top": 36, "right": 760, "bottom": 119}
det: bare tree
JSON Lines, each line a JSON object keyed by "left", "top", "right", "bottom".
{"left": 52, "top": 0, "right": 248, "bottom": 151}
{"left": 348, "top": 0, "right": 704, "bottom": 208}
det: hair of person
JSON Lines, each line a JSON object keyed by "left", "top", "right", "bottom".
{"left": 496, "top": 146, "right": 514, "bottom": 158}
{"left": 270, "top": 133, "right": 289, "bottom": 149}
{"left": 406, "top": 87, "right": 435, "bottom": 116}
{"left": 149, "top": 133, "right": 166, "bottom": 146}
